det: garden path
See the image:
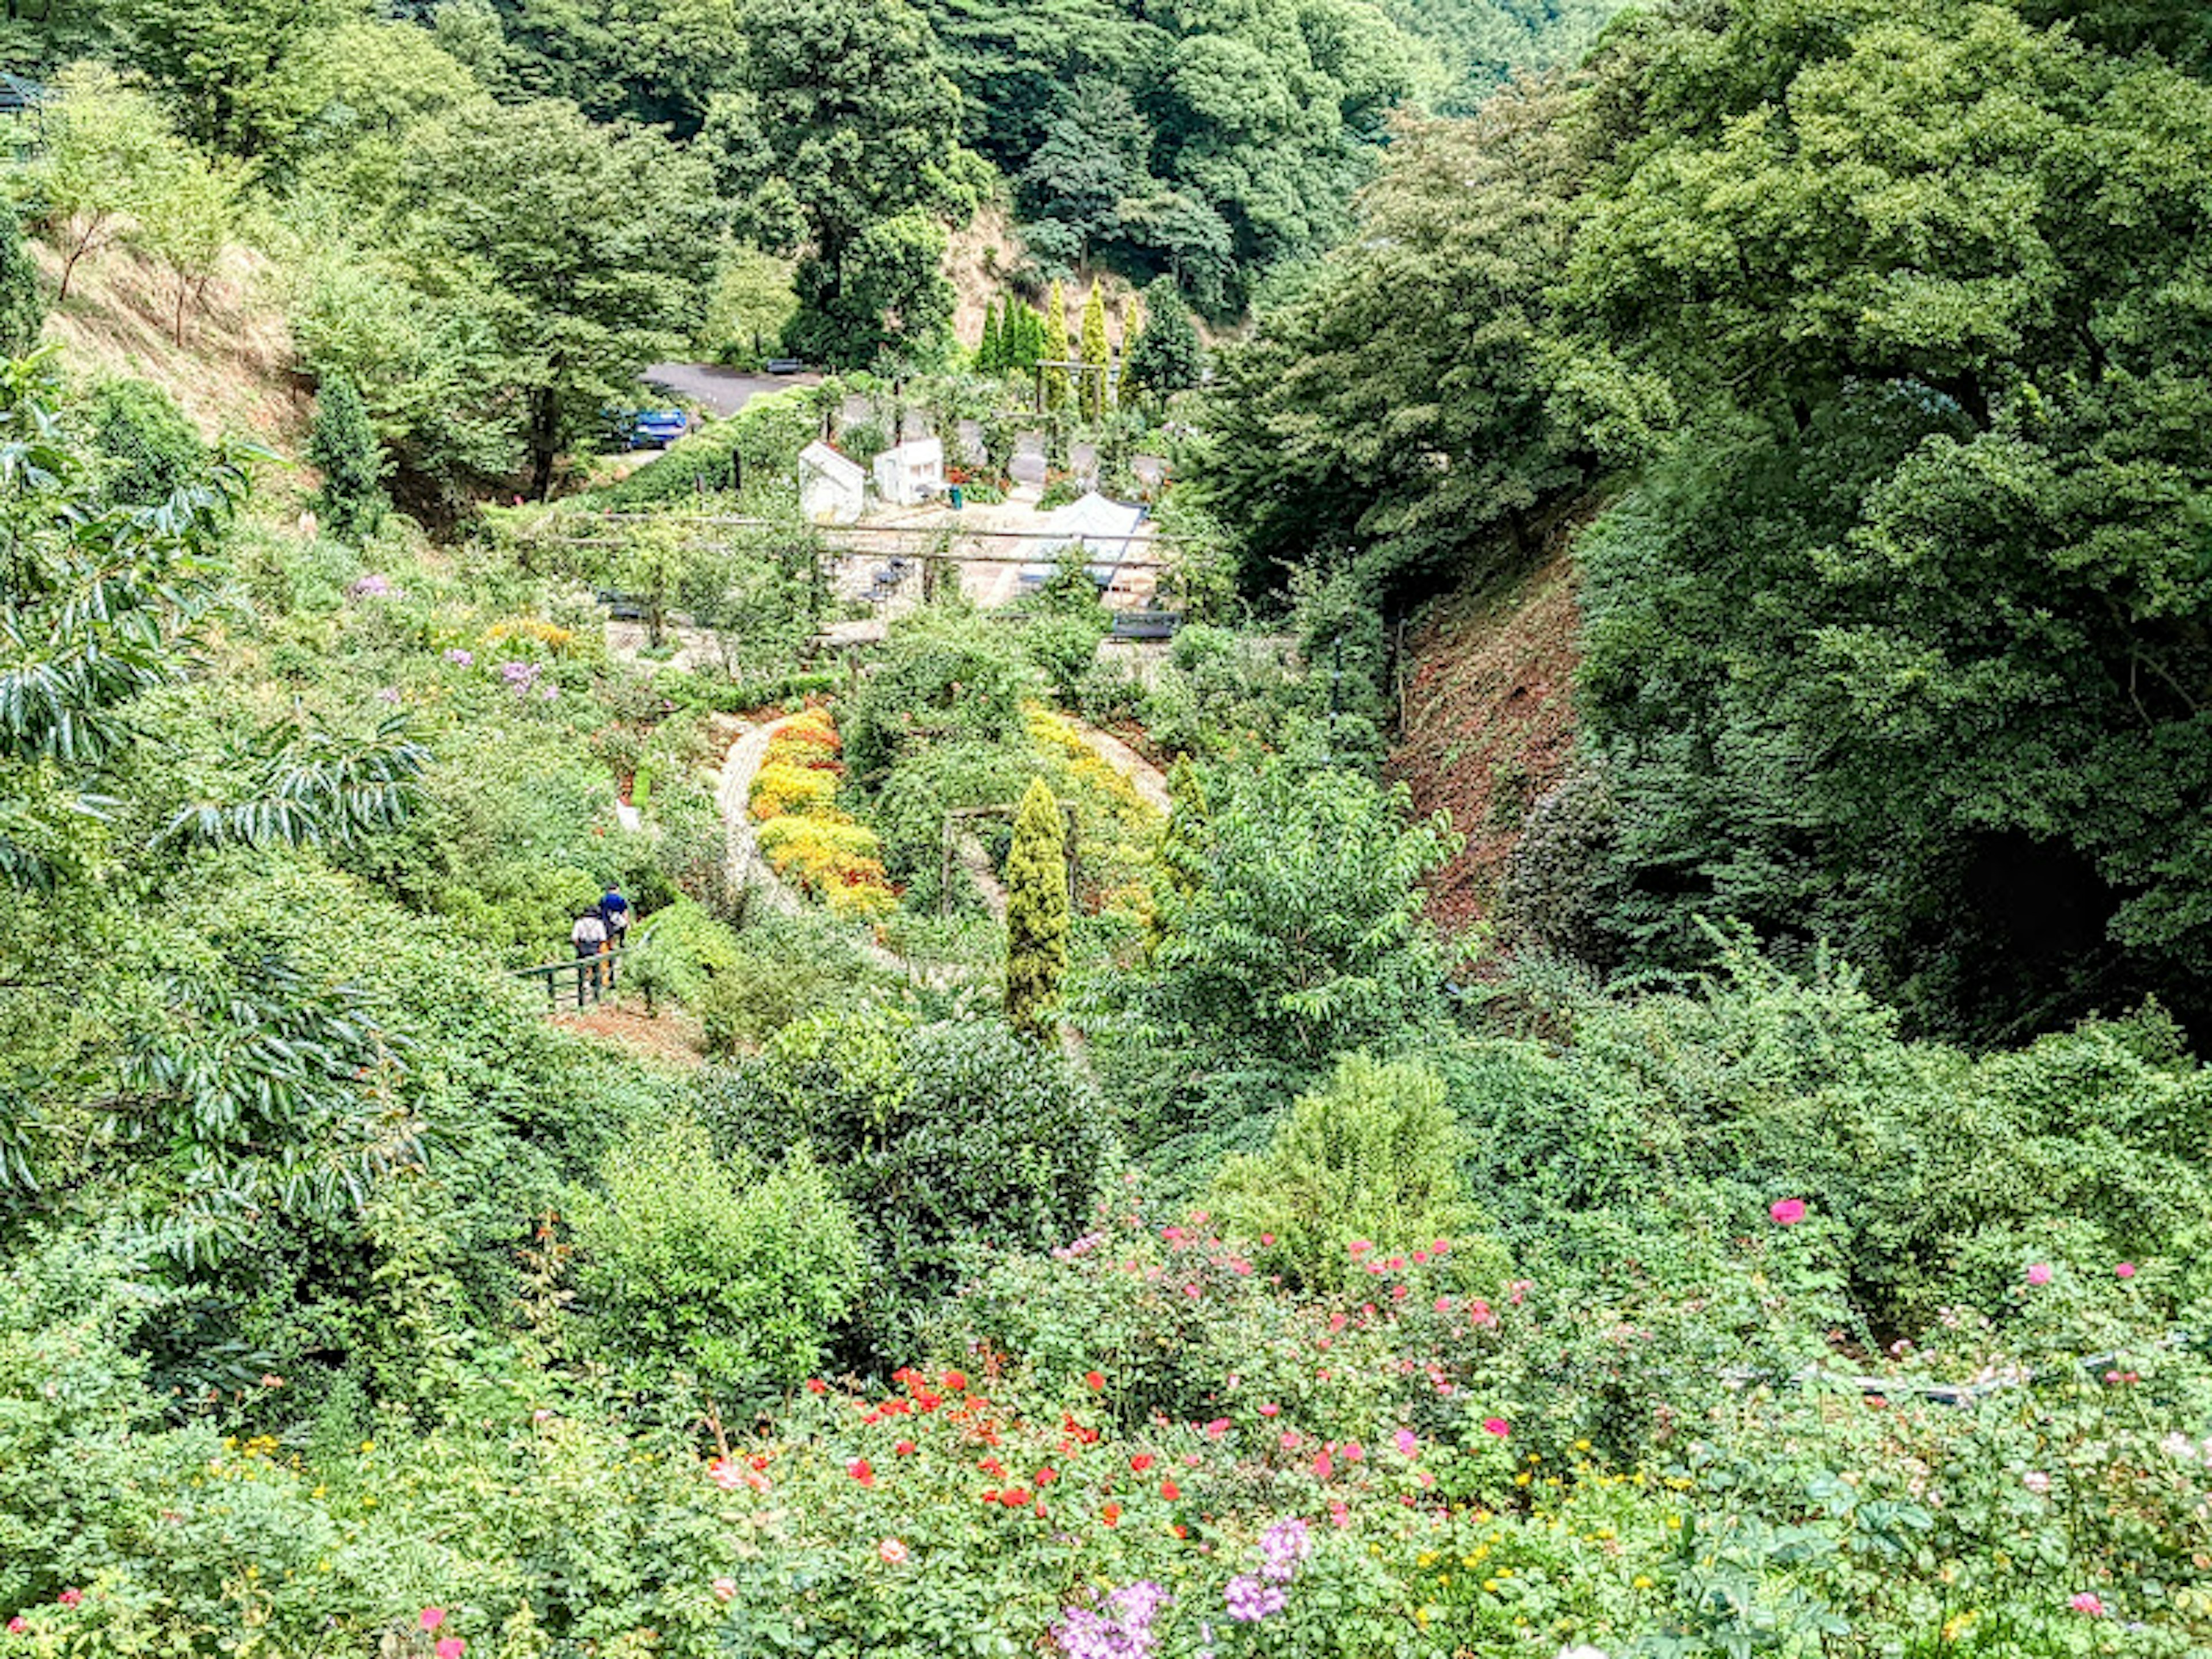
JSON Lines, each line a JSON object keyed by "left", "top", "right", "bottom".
{"left": 1067, "top": 720, "right": 1172, "bottom": 813}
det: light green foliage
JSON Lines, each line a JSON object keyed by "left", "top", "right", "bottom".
{"left": 109, "top": 0, "right": 370, "bottom": 157}
{"left": 1003, "top": 776, "right": 1069, "bottom": 1038}
{"left": 132, "top": 137, "right": 245, "bottom": 345}
{"left": 1040, "top": 278, "right": 1071, "bottom": 408}
{"left": 1147, "top": 762, "right": 1462, "bottom": 1066}
{"left": 1077, "top": 279, "right": 1109, "bottom": 420}
{"left": 0, "top": 209, "right": 43, "bottom": 357}
{"left": 571, "top": 1118, "right": 863, "bottom": 1403}
{"left": 1211, "top": 1052, "right": 1502, "bottom": 1296}
{"left": 31, "top": 65, "right": 181, "bottom": 301}
{"left": 842, "top": 601, "right": 1041, "bottom": 783}
{"left": 701, "top": 245, "right": 800, "bottom": 367}
{"left": 308, "top": 370, "right": 387, "bottom": 538}
{"left": 1382, "top": 0, "right": 1623, "bottom": 112}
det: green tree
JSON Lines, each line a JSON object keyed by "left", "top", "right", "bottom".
{"left": 743, "top": 0, "right": 975, "bottom": 365}
{"left": 399, "top": 96, "right": 718, "bottom": 497}
{"left": 1210, "top": 1053, "right": 1496, "bottom": 1295}
{"left": 308, "top": 371, "right": 387, "bottom": 539}
{"left": 83, "top": 377, "right": 206, "bottom": 509}
{"left": 1040, "top": 278, "right": 1071, "bottom": 409}
{"left": 1198, "top": 85, "right": 1607, "bottom": 601}
{"left": 1122, "top": 278, "right": 1201, "bottom": 399}
{"left": 32, "top": 65, "right": 178, "bottom": 302}
{"left": 1077, "top": 278, "right": 1109, "bottom": 420}
{"left": 976, "top": 297, "right": 1003, "bottom": 372}
{"left": 1004, "top": 776, "right": 1070, "bottom": 1039}
{"left": 570, "top": 1119, "right": 863, "bottom": 1405}
{"left": 132, "top": 141, "right": 244, "bottom": 345}
{"left": 111, "top": 0, "right": 370, "bottom": 157}
{"left": 1149, "top": 762, "right": 1461, "bottom": 1065}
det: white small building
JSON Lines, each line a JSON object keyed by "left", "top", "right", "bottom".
{"left": 798, "top": 441, "right": 865, "bottom": 524}
{"left": 872, "top": 436, "right": 944, "bottom": 507}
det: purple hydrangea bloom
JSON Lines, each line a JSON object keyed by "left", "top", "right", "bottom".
{"left": 443, "top": 648, "right": 475, "bottom": 667}
{"left": 1053, "top": 1581, "right": 1168, "bottom": 1659}
{"left": 1259, "top": 1517, "right": 1311, "bottom": 1582}
{"left": 1224, "top": 1575, "right": 1285, "bottom": 1623}
{"left": 349, "top": 573, "right": 402, "bottom": 600}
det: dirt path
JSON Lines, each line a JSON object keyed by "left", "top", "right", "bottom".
{"left": 1069, "top": 719, "right": 1173, "bottom": 814}
{"left": 955, "top": 831, "right": 1008, "bottom": 921}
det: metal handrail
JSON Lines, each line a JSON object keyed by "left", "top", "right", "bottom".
{"left": 512, "top": 926, "right": 653, "bottom": 1012}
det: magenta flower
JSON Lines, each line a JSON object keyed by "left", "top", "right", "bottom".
{"left": 2027, "top": 1263, "right": 2053, "bottom": 1286}
{"left": 436, "top": 1639, "right": 466, "bottom": 1659}
{"left": 1768, "top": 1198, "right": 1806, "bottom": 1226}
{"left": 419, "top": 1609, "right": 446, "bottom": 1633}
{"left": 6, "top": 1617, "right": 26, "bottom": 1634}
{"left": 1311, "top": 1450, "right": 1332, "bottom": 1480}
{"left": 2070, "top": 1593, "right": 2105, "bottom": 1617}
{"left": 1393, "top": 1427, "right": 1418, "bottom": 1457}
{"left": 56, "top": 1592, "right": 81, "bottom": 1609}
{"left": 1481, "top": 1417, "right": 1510, "bottom": 1438}
{"left": 2116, "top": 1262, "right": 2137, "bottom": 1279}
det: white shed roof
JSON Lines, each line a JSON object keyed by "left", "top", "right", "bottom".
{"left": 799, "top": 441, "right": 864, "bottom": 486}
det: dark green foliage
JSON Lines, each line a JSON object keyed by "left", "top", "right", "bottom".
{"left": 83, "top": 377, "right": 209, "bottom": 509}
{"left": 842, "top": 602, "right": 1040, "bottom": 785}
{"left": 698, "top": 1009, "right": 1113, "bottom": 1360}
{"left": 307, "top": 372, "right": 386, "bottom": 539}
{"left": 1198, "top": 87, "right": 1605, "bottom": 603}
{"left": 1120, "top": 281, "right": 1202, "bottom": 399}
{"left": 743, "top": 0, "right": 972, "bottom": 366}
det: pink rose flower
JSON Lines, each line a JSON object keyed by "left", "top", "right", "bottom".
{"left": 56, "top": 1592, "right": 82, "bottom": 1609}
{"left": 2070, "top": 1593, "right": 2105, "bottom": 1617}
{"left": 2027, "top": 1263, "right": 2053, "bottom": 1286}
{"left": 1312, "top": 1450, "right": 1333, "bottom": 1479}
{"left": 436, "top": 1639, "right": 465, "bottom": 1659}
{"left": 1393, "top": 1428, "right": 1418, "bottom": 1457}
{"left": 2116, "top": 1262, "right": 2137, "bottom": 1279}
{"left": 712, "top": 1578, "right": 737, "bottom": 1602}
{"left": 7, "top": 1617, "right": 26, "bottom": 1634}
{"left": 1481, "top": 1417, "right": 1511, "bottom": 1438}
{"left": 879, "top": 1538, "right": 909, "bottom": 1564}
{"left": 419, "top": 1609, "right": 446, "bottom": 1634}
{"left": 1768, "top": 1198, "right": 1806, "bottom": 1226}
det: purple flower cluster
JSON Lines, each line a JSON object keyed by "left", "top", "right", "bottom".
{"left": 1053, "top": 1581, "right": 1167, "bottom": 1659}
{"left": 375, "top": 687, "right": 401, "bottom": 705}
{"left": 1225, "top": 1516, "right": 1311, "bottom": 1624}
{"left": 498, "top": 661, "right": 558, "bottom": 702}
{"left": 1224, "top": 1576, "right": 1285, "bottom": 1623}
{"left": 349, "top": 573, "right": 403, "bottom": 600}
{"left": 1053, "top": 1230, "right": 1106, "bottom": 1260}
{"left": 443, "top": 648, "right": 475, "bottom": 668}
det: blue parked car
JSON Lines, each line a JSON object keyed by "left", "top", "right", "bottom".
{"left": 607, "top": 408, "right": 688, "bottom": 449}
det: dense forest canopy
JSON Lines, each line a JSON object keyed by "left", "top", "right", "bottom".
{"left": 1202, "top": 0, "right": 2212, "bottom": 1049}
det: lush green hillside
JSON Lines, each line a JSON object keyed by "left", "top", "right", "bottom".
{"left": 3, "top": 2, "right": 2212, "bottom": 1656}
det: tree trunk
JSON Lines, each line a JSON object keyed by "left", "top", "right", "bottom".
{"left": 527, "top": 388, "right": 559, "bottom": 500}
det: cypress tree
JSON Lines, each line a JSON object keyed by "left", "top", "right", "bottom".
{"left": 978, "top": 298, "right": 1002, "bottom": 372}
{"left": 310, "top": 371, "right": 389, "bottom": 540}
{"left": 1017, "top": 304, "right": 1044, "bottom": 369}
{"left": 1124, "top": 279, "right": 1203, "bottom": 397}
{"left": 1078, "top": 280, "right": 1109, "bottom": 421}
{"left": 1041, "top": 279, "right": 1072, "bottom": 411}
{"left": 0, "top": 210, "right": 41, "bottom": 358}
{"left": 1004, "top": 776, "right": 1070, "bottom": 1039}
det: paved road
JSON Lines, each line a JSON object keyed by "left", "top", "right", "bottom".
{"left": 643, "top": 362, "right": 820, "bottom": 417}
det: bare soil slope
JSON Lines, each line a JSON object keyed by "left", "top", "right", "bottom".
{"left": 1388, "top": 548, "right": 1582, "bottom": 935}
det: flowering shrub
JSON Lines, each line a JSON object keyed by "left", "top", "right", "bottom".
{"left": 747, "top": 710, "right": 899, "bottom": 920}
{"left": 482, "top": 616, "right": 576, "bottom": 654}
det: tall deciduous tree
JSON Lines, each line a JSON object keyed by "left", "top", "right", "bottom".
{"left": 1003, "top": 777, "right": 1069, "bottom": 1040}
{"left": 33, "top": 66, "right": 177, "bottom": 301}
{"left": 399, "top": 97, "right": 717, "bottom": 497}
{"left": 0, "top": 209, "right": 42, "bottom": 357}
{"left": 743, "top": 0, "right": 975, "bottom": 365}
{"left": 110, "top": 0, "right": 370, "bottom": 156}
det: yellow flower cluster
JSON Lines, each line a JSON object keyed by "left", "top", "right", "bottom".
{"left": 483, "top": 616, "right": 577, "bottom": 653}
{"left": 751, "top": 709, "right": 897, "bottom": 921}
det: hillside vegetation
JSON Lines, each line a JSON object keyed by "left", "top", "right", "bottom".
{"left": 1, "top": 3, "right": 2211, "bottom": 1658}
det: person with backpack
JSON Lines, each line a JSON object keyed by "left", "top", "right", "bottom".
{"left": 571, "top": 908, "right": 608, "bottom": 992}
{"left": 599, "top": 884, "right": 630, "bottom": 951}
